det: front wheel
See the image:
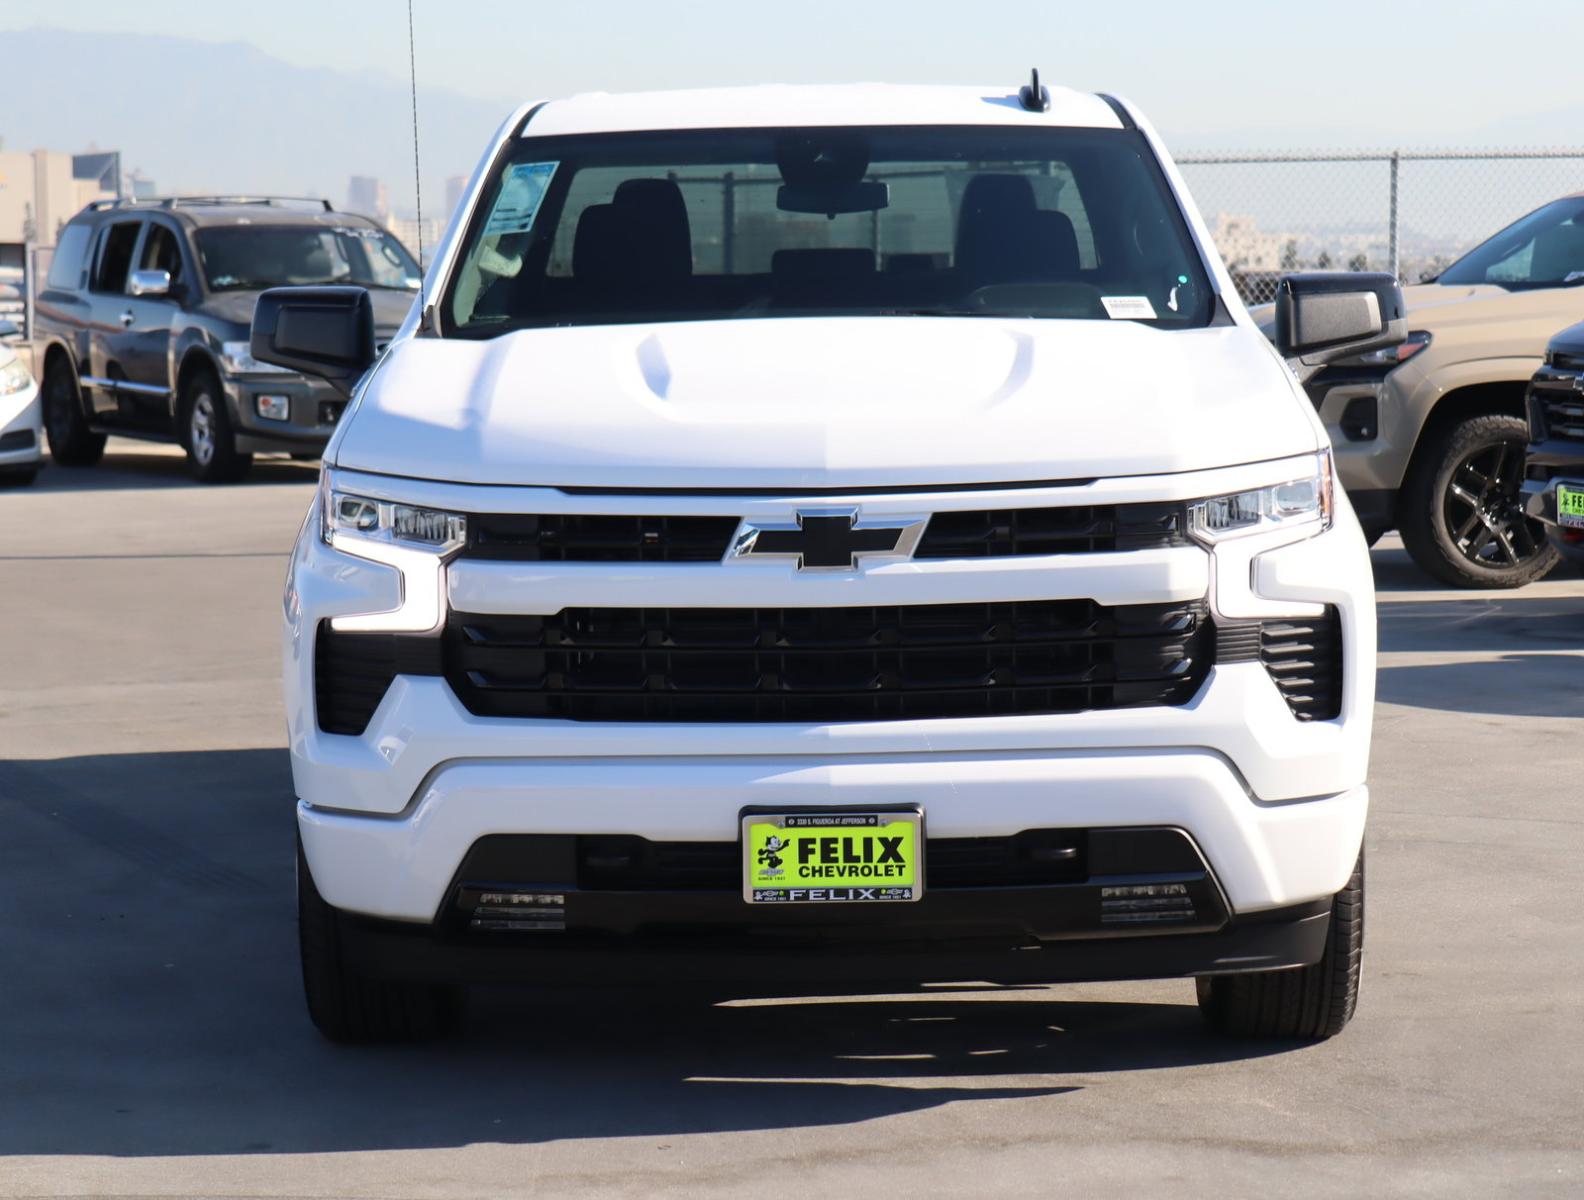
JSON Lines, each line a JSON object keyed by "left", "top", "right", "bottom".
{"left": 1398, "top": 413, "right": 1559, "bottom": 588}
{"left": 42, "top": 357, "right": 106, "bottom": 467}
{"left": 1196, "top": 850, "right": 1364, "bottom": 1040}
{"left": 298, "top": 841, "right": 462, "bottom": 1044}
{"left": 181, "top": 372, "right": 252, "bottom": 483}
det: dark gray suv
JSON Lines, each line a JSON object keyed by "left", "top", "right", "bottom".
{"left": 32, "top": 197, "right": 418, "bottom": 481}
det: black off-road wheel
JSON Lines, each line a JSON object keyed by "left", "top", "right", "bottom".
{"left": 298, "top": 841, "right": 462, "bottom": 1044}
{"left": 180, "top": 369, "right": 252, "bottom": 483}
{"left": 1398, "top": 413, "right": 1559, "bottom": 588}
{"left": 1196, "top": 850, "right": 1364, "bottom": 1040}
{"left": 42, "top": 357, "right": 106, "bottom": 466}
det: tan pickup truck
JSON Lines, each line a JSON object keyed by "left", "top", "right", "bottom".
{"left": 1284, "top": 194, "right": 1584, "bottom": 587}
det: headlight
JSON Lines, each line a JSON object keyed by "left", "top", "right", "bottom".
{"left": 1357, "top": 330, "right": 1431, "bottom": 367}
{"left": 319, "top": 470, "right": 467, "bottom": 553}
{"left": 0, "top": 358, "right": 32, "bottom": 395}
{"left": 220, "top": 340, "right": 293, "bottom": 375}
{"left": 1188, "top": 451, "right": 1333, "bottom": 545}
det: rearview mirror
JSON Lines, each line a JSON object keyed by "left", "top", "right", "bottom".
{"left": 1275, "top": 272, "right": 1405, "bottom": 379}
{"left": 128, "top": 269, "right": 170, "bottom": 297}
{"left": 777, "top": 181, "right": 890, "bottom": 217}
{"left": 251, "top": 286, "right": 376, "bottom": 397}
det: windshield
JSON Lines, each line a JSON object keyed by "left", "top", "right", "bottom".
{"left": 442, "top": 125, "right": 1213, "bottom": 335}
{"left": 195, "top": 224, "right": 421, "bottom": 292}
{"left": 1438, "top": 197, "right": 1584, "bottom": 289}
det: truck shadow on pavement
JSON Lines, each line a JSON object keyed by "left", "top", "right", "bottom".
{"left": 30, "top": 449, "right": 318, "bottom": 493}
{"left": 0, "top": 749, "right": 1310, "bottom": 1159}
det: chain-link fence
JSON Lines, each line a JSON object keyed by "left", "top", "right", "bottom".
{"left": 1176, "top": 148, "right": 1584, "bottom": 306}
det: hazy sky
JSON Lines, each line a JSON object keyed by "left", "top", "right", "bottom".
{"left": 6, "top": 0, "right": 1583, "bottom": 144}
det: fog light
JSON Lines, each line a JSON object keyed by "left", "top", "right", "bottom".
{"left": 256, "top": 394, "right": 290, "bottom": 421}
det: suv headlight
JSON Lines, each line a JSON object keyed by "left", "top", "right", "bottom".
{"left": 1356, "top": 330, "right": 1431, "bottom": 368}
{"left": 1188, "top": 451, "right": 1334, "bottom": 545}
{"left": 220, "top": 340, "right": 293, "bottom": 375}
{"left": 0, "top": 358, "right": 32, "bottom": 395}
{"left": 319, "top": 470, "right": 467, "bottom": 554}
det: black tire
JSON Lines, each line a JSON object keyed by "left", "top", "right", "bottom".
{"left": 1398, "top": 413, "right": 1559, "bottom": 588}
{"left": 297, "top": 841, "right": 462, "bottom": 1044}
{"left": 1196, "top": 850, "right": 1364, "bottom": 1040}
{"left": 180, "top": 369, "right": 252, "bottom": 483}
{"left": 41, "top": 357, "right": 106, "bottom": 467}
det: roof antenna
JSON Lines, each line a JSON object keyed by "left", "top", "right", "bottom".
{"left": 406, "top": 0, "right": 430, "bottom": 332}
{"left": 1019, "top": 67, "right": 1051, "bottom": 113}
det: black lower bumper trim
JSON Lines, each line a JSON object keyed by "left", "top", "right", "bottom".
{"left": 336, "top": 902, "right": 1332, "bottom": 992}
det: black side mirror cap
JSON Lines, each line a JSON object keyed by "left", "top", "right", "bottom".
{"left": 250, "top": 286, "right": 376, "bottom": 397}
{"left": 1275, "top": 272, "right": 1406, "bottom": 374}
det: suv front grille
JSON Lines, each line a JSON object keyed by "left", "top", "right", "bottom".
{"left": 1217, "top": 608, "right": 1343, "bottom": 722}
{"left": 455, "top": 502, "right": 1187, "bottom": 563}
{"left": 442, "top": 599, "right": 1213, "bottom": 723}
{"left": 1529, "top": 365, "right": 1584, "bottom": 444}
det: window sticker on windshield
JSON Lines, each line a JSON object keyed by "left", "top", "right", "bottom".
{"left": 484, "top": 162, "right": 559, "bottom": 236}
{"left": 1101, "top": 296, "right": 1158, "bottom": 320}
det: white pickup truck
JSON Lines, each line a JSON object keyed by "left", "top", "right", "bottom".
{"left": 254, "top": 78, "right": 1397, "bottom": 1043}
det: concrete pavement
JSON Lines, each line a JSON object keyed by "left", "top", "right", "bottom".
{"left": 1, "top": 444, "right": 1580, "bottom": 1197}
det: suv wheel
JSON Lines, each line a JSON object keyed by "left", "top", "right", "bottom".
{"left": 180, "top": 371, "right": 252, "bottom": 483}
{"left": 1196, "top": 850, "right": 1364, "bottom": 1040}
{"left": 1398, "top": 413, "right": 1559, "bottom": 588}
{"left": 41, "top": 357, "right": 106, "bottom": 467}
{"left": 297, "top": 840, "right": 462, "bottom": 1044}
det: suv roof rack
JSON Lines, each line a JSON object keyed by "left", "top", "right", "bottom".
{"left": 85, "top": 195, "right": 336, "bottom": 212}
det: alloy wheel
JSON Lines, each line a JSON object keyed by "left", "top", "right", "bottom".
{"left": 1443, "top": 437, "right": 1545, "bottom": 570}
{"left": 190, "top": 392, "right": 216, "bottom": 466}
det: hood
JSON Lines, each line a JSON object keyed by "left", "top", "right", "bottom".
{"left": 1402, "top": 282, "right": 1584, "bottom": 333}
{"left": 194, "top": 287, "right": 414, "bottom": 337}
{"left": 335, "top": 317, "right": 1318, "bottom": 489}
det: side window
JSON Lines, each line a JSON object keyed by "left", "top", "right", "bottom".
{"left": 93, "top": 221, "right": 142, "bottom": 293}
{"left": 138, "top": 224, "right": 185, "bottom": 288}
{"left": 45, "top": 223, "right": 94, "bottom": 290}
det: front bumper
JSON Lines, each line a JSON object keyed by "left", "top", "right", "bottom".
{"left": 222, "top": 372, "right": 346, "bottom": 454}
{"left": 286, "top": 469, "right": 1374, "bottom": 942}
{"left": 0, "top": 376, "right": 43, "bottom": 471}
{"left": 1522, "top": 471, "right": 1584, "bottom": 564}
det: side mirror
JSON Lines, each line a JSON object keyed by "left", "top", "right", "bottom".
{"left": 250, "top": 286, "right": 376, "bottom": 397}
{"left": 1275, "top": 272, "right": 1406, "bottom": 379}
{"left": 128, "top": 268, "right": 171, "bottom": 297}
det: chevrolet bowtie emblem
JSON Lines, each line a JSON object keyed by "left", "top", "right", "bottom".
{"left": 729, "top": 509, "right": 925, "bottom": 571}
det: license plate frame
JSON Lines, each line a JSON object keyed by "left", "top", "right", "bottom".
{"left": 1557, "top": 483, "right": 1584, "bottom": 529}
{"left": 740, "top": 807, "right": 924, "bottom": 904}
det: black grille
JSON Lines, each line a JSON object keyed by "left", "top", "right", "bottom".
{"left": 314, "top": 623, "right": 442, "bottom": 735}
{"left": 1217, "top": 608, "right": 1343, "bottom": 722}
{"left": 1529, "top": 367, "right": 1584, "bottom": 444}
{"left": 465, "top": 514, "right": 739, "bottom": 562}
{"left": 455, "top": 503, "right": 1186, "bottom": 563}
{"left": 442, "top": 599, "right": 1213, "bottom": 723}
{"left": 915, "top": 502, "right": 1185, "bottom": 557}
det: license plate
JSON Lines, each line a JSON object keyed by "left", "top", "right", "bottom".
{"left": 1558, "top": 484, "right": 1584, "bottom": 528}
{"left": 742, "top": 810, "right": 923, "bottom": 903}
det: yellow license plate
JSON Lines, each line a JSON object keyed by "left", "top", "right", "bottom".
{"left": 1558, "top": 484, "right": 1584, "bottom": 528}
{"left": 742, "top": 810, "right": 923, "bottom": 903}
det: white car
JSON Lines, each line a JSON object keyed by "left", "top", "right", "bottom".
{"left": 0, "top": 331, "right": 43, "bottom": 485}
{"left": 256, "top": 79, "right": 1398, "bottom": 1043}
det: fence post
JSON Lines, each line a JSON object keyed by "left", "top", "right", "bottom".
{"left": 1388, "top": 150, "right": 1400, "bottom": 280}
